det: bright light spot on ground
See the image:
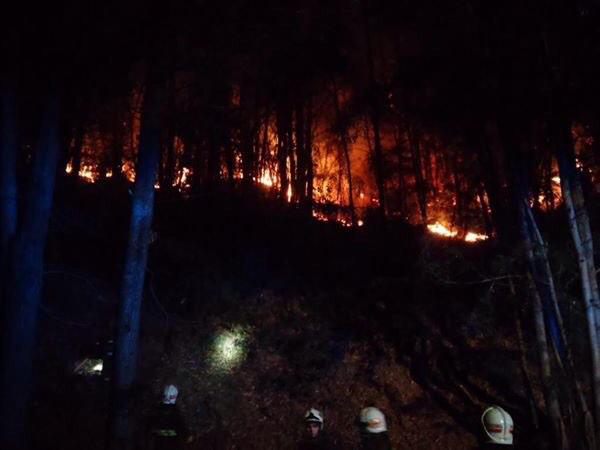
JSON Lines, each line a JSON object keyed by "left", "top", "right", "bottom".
{"left": 74, "top": 358, "right": 104, "bottom": 376}
{"left": 210, "top": 327, "right": 248, "bottom": 372}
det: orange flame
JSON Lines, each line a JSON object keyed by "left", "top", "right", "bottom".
{"left": 427, "top": 221, "right": 488, "bottom": 243}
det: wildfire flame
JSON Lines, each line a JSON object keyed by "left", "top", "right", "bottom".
{"left": 427, "top": 222, "right": 457, "bottom": 238}
{"left": 255, "top": 168, "right": 276, "bottom": 188}
{"left": 427, "top": 222, "right": 488, "bottom": 243}
{"left": 464, "top": 231, "right": 488, "bottom": 242}
{"left": 65, "top": 162, "right": 97, "bottom": 183}
{"left": 535, "top": 175, "right": 563, "bottom": 208}
{"left": 172, "top": 167, "right": 192, "bottom": 190}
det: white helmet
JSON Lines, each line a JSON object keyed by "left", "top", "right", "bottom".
{"left": 162, "top": 384, "right": 178, "bottom": 405}
{"left": 481, "top": 405, "right": 514, "bottom": 445}
{"left": 360, "top": 407, "right": 387, "bottom": 433}
{"left": 304, "top": 408, "right": 324, "bottom": 429}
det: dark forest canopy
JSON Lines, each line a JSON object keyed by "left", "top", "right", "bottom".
{"left": 1, "top": 1, "right": 600, "bottom": 450}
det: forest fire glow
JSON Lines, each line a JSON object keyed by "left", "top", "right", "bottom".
{"left": 65, "top": 162, "right": 97, "bottom": 183}
{"left": 255, "top": 168, "right": 276, "bottom": 188}
{"left": 172, "top": 167, "right": 192, "bottom": 190}
{"left": 427, "top": 222, "right": 458, "bottom": 238}
{"left": 464, "top": 231, "right": 488, "bottom": 242}
{"left": 427, "top": 222, "right": 488, "bottom": 243}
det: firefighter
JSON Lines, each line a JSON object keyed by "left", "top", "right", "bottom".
{"left": 480, "top": 405, "right": 514, "bottom": 448}
{"left": 298, "top": 408, "right": 336, "bottom": 450}
{"left": 358, "top": 407, "right": 391, "bottom": 450}
{"left": 145, "top": 384, "right": 192, "bottom": 450}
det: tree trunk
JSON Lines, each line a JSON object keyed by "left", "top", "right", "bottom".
{"left": 524, "top": 197, "right": 596, "bottom": 449}
{"left": 0, "top": 93, "right": 60, "bottom": 450}
{"left": 555, "top": 121, "right": 600, "bottom": 437}
{"left": 276, "top": 104, "right": 291, "bottom": 202}
{"left": 70, "top": 125, "right": 84, "bottom": 179}
{"left": 206, "top": 128, "right": 220, "bottom": 188}
{"left": 223, "top": 126, "right": 234, "bottom": 186}
{"left": 452, "top": 151, "right": 465, "bottom": 236}
{"left": 240, "top": 113, "right": 254, "bottom": 189}
{"left": 515, "top": 305, "right": 540, "bottom": 430}
{"left": 408, "top": 125, "right": 427, "bottom": 225}
{"left": 0, "top": 85, "right": 18, "bottom": 285}
{"left": 305, "top": 97, "right": 314, "bottom": 214}
{"left": 479, "top": 120, "right": 513, "bottom": 241}
{"left": 163, "top": 80, "right": 177, "bottom": 189}
{"left": 518, "top": 191, "right": 569, "bottom": 449}
{"left": 295, "top": 97, "right": 306, "bottom": 205}
{"left": 111, "top": 120, "right": 124, "bottom": 183}
{"left": 476, "top": 184, "right": 493, "bottom": 236}
{"left": 109, "top": 80, "right": 162, "bottom": 450}
{"left": 505, "top": 119, "right": 570, "bottom": 447}
{"left": 164, "top": 131, "right": 176, "bottom": 189}
{"left": 393, "top": 125, "right": 408, "bottom": 219}
{"left": 332, "top": 81, "right": 356, "bottom": 226}
{"left": 527, "top": 272, "right": 569, "bottom": 450}
{"left": 361, "top": 0, "right": 386, "bottom": 219}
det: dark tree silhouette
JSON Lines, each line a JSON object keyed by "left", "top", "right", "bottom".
{"left": 0, "top": 92, "right": 60, "bottom": 450}
{"left": 109, "top": 77, "right": 163, "bottom": 450}
{"left": 0, "top": 83, "right": 18, "bottom": 288}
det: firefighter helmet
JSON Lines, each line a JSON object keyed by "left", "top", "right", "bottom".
{"left": 162, "top": 384, "right": 178, "bottom": 405}
{"left": 481, "top": 405, "right": 514, "bottom": 445}
{"left": 360, "top": 407, "right": 387, "bottom": 433}
{"left": 304, "top": 408, "right": 324, "bottom": 429}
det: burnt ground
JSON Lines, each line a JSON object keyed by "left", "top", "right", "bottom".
{"left": 29, "top": 180, "right": 565, "bottom": 449}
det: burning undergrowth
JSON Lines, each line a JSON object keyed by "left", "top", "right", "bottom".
{"left": 141, "top": 292, "right": 479, "bottom": 450}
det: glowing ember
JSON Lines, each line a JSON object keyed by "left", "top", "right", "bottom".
{"left": 65, "top": 162, "right": 73, "bottom": 174}
{"left": 312, "top": 210, "right": 329, "bottom": 222}
{"left": 312, "top": 210, "right": 364, "bottom": 228}
{"left": 286, "top": 184, "right": 292, "bottom": 203}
